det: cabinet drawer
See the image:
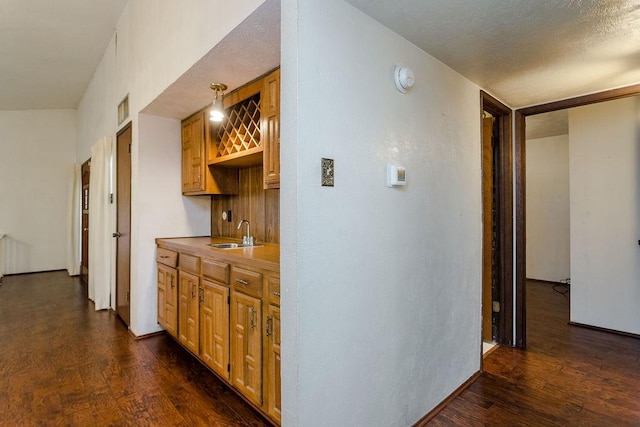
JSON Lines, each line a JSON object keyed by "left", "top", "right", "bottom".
{"left": 231, "top": 266, "right": 263, "bottom": 297}
{"left": 179, "top": 253, "right": 201, "bottom": 274}
{"left": 157, "top": 248, "right": 178, "bottom": 268}
{"left": 267, "top": 274, "right": 280, "bottom": 305}
{"left": 203, "top": 259, "right": 229, "bottom": 285}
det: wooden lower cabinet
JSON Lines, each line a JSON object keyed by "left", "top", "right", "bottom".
{"left": 156, "top": 244, "right": 280, "bottom": 424}
{"left": 200, "top": 279, "right": 230, "bottom": 379}
{"left": 231, "top": 290, "right": 263, "bottom": 406}
{"left": 178, "top": 270, "right": 200, "bottom": 354}
{"left": 157, "top": 263, "right": 178, "bottom": 337}
{"left": 266, "top": 303, "right": 281, "bottom": 422}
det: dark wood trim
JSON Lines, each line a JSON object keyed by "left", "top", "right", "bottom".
{"left": 514, "top": 110, "right": 526, "bottom": 348}
{"left": 518, "top": 84, "right": 640, "bottom": 116}
{"left": 481, "top": 91, "right": 514, "bottom": 347}
{"left": 413, "top": 371, "right": 482, "bottom": 426}
{"left": 514, "top": 83, "right": 640, "bottom": 349}
{"left": 568, "top": 322, "right": 640, "bottom": 340}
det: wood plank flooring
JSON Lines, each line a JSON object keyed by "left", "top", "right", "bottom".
{"left": 426, "top": 280, "right": 640, "bottom": 426}
{"left": 0, "top": 271, "right": 269, "bottom": 426}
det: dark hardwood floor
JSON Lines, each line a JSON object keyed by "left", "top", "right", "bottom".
{"left": 0, "top": 271, "right": 269, "bottom": 426}
{"left": 427, "top": 280, "right": 640, "bottom": 426}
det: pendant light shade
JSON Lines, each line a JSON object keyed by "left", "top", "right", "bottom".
{"left": 209, "top": 83, "right": 227, "bottom": 122}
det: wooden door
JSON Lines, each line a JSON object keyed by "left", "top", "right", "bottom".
{"left": 80, "top": 159, "right": 91, "bottom": 285}
{"left": 266, "top": 304, "right": 281, "bottom": 422}
{"left": 200, "top": 280, "right": 230, "bottom": 379}
{"left": 179, "top": 270, "right": 200, "bottom": 354}
{"left": 230, "top": 291, "right": 262, "bottom": 405}
{"left": 116, "top": 123, "right": 132, "bottom": 326}
{"left": 482, "top": 116, "right": 494, "bottom": 343}
{"left": 157, "top": 264, "right": 178, "bottom": 337}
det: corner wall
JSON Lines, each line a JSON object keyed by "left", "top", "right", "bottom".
{"left": 282, "top": 0, "right": 483, "bottom": 424}
{"left": 0, "top": 110, "right": 77, "bottom": 274}
{"left": 75, "top": 0, "right": 265, "bottom": 335}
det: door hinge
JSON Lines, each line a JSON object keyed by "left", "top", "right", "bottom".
{"left": 128, "top": 142, "right": 131, "bottom": 154}
{"left": 126, "top": 291, "right": 130, "bottom": 303}
{"left": 110, "top": 193, "right": 114, "bottom": 203}
{"left": 492, "top": 301, "right": 500, "bottom": 313}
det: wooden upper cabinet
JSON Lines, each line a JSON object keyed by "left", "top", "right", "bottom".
{"left": 182, "top": 112, "right": 205, "bottom": 193}
{"left": 262, "top": 68, "right": 280, "bottom": 189}
{"left": 181, "top": 110, "right": 238, "bottom": 196}
{"left": 205, "top": 67, "right": 281, "bottom": 189}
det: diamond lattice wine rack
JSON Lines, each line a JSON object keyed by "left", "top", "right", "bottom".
{"left": 211, "top": 93, "right": 262, "bottom": 165}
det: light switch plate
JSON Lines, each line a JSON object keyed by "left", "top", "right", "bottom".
{"left": 322, "top": 158, "right": 334, "bottom": 187}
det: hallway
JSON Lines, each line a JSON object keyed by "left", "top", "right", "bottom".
{"left": 0, "top": 271, "right": 268, "bottom": 425}
{"left": 427, "top": 280, "right": 640, "bottom": 425}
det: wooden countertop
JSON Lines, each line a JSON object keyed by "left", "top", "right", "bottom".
{"left": 156, "top": 236, "right": 279, "bottom": 272}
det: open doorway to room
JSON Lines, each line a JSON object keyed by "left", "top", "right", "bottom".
{"left": 481, "top": 92, "right": 514, "bottom": 352}
{"left": 514, "top": 84, "right": 640, "bottom": 347}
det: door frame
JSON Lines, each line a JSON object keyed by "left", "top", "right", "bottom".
{"left": 481, "top": 91, "right": 514, "bottom": 346}
{"left": 116, "top": 121, "right": 132, "bottom": 326}
{"left": 81, "top": 158, "right": 91, "bottom": 285}
{"left": 513, "top": 83, "right": 640, "bottom": 347}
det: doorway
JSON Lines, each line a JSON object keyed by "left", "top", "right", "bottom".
{"left": 81, "top": 159, "right": 91, "bottom": 285}
{"left": 115, "top": 123, "right": 132, "bottom": 326}
{"left": 481, "top": 91, "right": 513, "bottom": 348}
{"left": 514, "top": 83, "right": 640, "bottom": 347}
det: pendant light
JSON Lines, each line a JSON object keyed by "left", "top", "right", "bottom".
{"left": 209, "top": 83, "right": 228, "bottom": 122}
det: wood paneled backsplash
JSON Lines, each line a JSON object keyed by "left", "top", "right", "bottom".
{"left": 211, "top": 165, "right": 280, "bottom": 243}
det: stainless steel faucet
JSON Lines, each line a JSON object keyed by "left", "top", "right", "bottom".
{"left": 237, "top": 219, "right": 254, "bottom": 246}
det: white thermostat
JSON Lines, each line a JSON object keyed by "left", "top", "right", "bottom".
{"left": 387, "top": 164, "right": 407, "bottom": 187}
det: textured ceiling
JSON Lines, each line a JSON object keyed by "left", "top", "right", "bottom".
{"left": 0, "top": 0, "right": 127, "bottom": 110}
{"left": 526, "top": 110, "right": 569, "bottom": 140}
{"left": 345, "top": 0, "right": 640, "bottom": 108}
{"left": 4, "top": 1, "right": 640, "bottom": 112}
{"left": 141, "top": 0, "right": 280, "bottom": 120}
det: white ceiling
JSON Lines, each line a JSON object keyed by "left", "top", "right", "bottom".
{"left": 0, "top": 0, "right": 127, "bottom": 110}
{"left": 345, "top": 0, "right": 640, "bottom": 108}
{"left": 2, "top": 0, "right": 640, "bottom": 113}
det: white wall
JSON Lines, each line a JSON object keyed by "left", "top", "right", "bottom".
{"left": 75, "top": 0, "right": 265, "bottom": 335}
{"left": 0, "top": 110, "right": 77, "bottom": 274}
{"left": 526, "top": 134, "right": 570, "bottom": 282}
{"left": 569, "top": 96, "right": 640, "bottom": 335}
{"left": 282, "top": 0, "right": 483, "bottom": 425}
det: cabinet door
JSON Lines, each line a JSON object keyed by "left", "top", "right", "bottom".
{"left": 200, "top": 280, "right": 230, "bottom": 379}
{"left": 182, "top": 112, "right": 205, "bottom": 193}
{"left": 266, "top": 304, "right": 281, "bottom": 423}
{"left": 262, "top": 68, "right": 280, "bottom": 189}
{"left": 157, "top": 263, "right": 178, "bottom": 337}
{"left": 178, "top": 270, "right": 200, "bottom": 354}
{"left": 230, "top": 291, "right": 262, "bottom": 405}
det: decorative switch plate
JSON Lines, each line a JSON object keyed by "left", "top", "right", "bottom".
{"left": 321, "top": 158, "right": 334, "bottom": 187}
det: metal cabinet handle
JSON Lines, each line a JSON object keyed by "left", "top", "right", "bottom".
{"left": 249, "top": 307, "right": 256, "bottom": 330}
{"left": 273, "top": 292, "right": 280, "bottom": 297}
{"left": 169, "top": 276, "right": 174, "bottom": 289}
{"left": 266, "top": 315, "right": 272, "bottom": 337}
{"left": 191, "top": 283, "right": 196, "bottom": 298}
{"left": 159, "top": 255, "right": 170, "bottom": 259}
{"left": 235, "top": 279, "right": 249, "bottom": 286}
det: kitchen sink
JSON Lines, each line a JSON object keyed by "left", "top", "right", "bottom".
{"left": 207, "top": 243, "right": 262, "bottom": 249}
